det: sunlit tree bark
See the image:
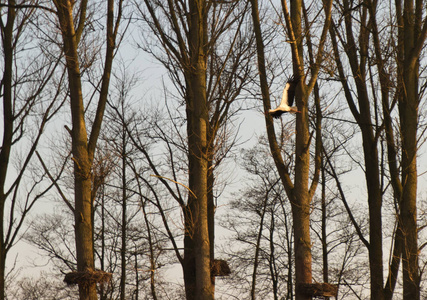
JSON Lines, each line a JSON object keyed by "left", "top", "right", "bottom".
{"left": 397, "top": 1, "right": 426, "bottom": 298}
{"left": 330, "top": 1, "right": 427, "bottom": 298}
{"left": 249, "top": 0, "right": 331, "bottom": 299}
{"left": 329, "top": 2, "right": 385, "bottom": 297}
{"left": 136, "top": 1, "right": 251, "bottom": 298}
{"left": 51, "top": 0, "right": 123, "bottom": 298}
{"left": 184, "top": 3, "right": 212, "bottom": 298}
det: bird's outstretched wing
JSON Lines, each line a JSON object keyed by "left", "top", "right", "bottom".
{"left": 269, "top": 110, "right": 284, "bottom": 118}
{"left": 286, "top": 75, "right": 299, "bottom": 107}
{"left": 267, "top": 75, "right": 300, "bottom": 118}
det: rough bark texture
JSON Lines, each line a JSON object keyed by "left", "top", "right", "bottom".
{"left": 368, "top": 1, "right": 403, "bottom": 298}
{"left": 54, "top": 2, "right": 96, "bottom": 298}
{"left": 120, "top": 132, "right": 127, "bottom": 300}
{"left": 249, "top": 0, "right": 331, "bottom": 298}
{"left": 53, "top": 0, "right": 119, "bottom": 298}
{"left": 183, "top": 1, "right": 214, "bottom": 299}
{"left": 207, "top": 158, "right": 215, "bottom": 288}
{"left": 330, "top": 2, "right": 385, "bottom": 298}
{"left": 0, "top": 3, "right": 14, "bottom": 298}
{"left": 291, "top": 97, "right": 313, "bottom": 300}
{"left": 399, "top": 2, "right": 421, "bottom": 298}
{"left": 290, "top": 3, "right": 313, "bottom": 299}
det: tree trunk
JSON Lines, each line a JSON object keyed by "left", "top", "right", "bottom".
{"left": 57, "top": 4, "right": 97, "bottom": 297}
{"left": 397, "top": 1, "right": 422, "bottom": 298}
{"left": 358, "top": 100, "right": 384, "bottom": 300}
{"left": 53, "top": 0, "right": 120, "bottom": 298}
{"left": 74, "top": 168, "right": 98, "bottom": 300}
{"left": 330, "top": 2, "right": 385, "bottom": 297}
{"left": 185, "top": 67, "right": 213, "bottom": 300}
{"left": 207, "top": 158, "right": 215, "bottom": 289}
{"left": 400, "top": 27, "right": 420, "bottom": 300}
{"left": 249, "top": 0, "right": 327, "bottom": 298}
{"left": 292, "top": 84, "right": 313, "bottom": 300}
{"left": 321, "top": 161, "right": 329, "bottom": 300}
{"left": 399, "top": 77, "right": 419, "bottom": 300}
{"left": 0, "top": 3, "right": 14, "bottom": 298}
{"left": 290, "top": 1, "right": 313, "bottom": 299}
{"left": 99, "top": 189, "right": 107, "bottom": 300}
{"left": 183, "top": 2, "right": 213, "bottom": 299}
{"left": 0, "top": 219, "right": 5, "bottom": 300}
{"left": 268, "top": 214, "right": 279, "bottom": 300}
{"left": 120, "top": 130, "right": 127, "bottom": 300}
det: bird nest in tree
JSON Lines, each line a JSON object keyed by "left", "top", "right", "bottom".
{"left": 296, "top": 283, "right": 338, "bottom": 298}
{"left": 211, "top": 259, "right": 231, "bottom": 277}
{"left": 64, "top": 269, "right": 112, "bottom": 286}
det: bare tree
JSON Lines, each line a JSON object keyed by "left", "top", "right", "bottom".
{"left": 394, "top": 1, "right": 427, "bottom": 298}
{"left": 8, "top": 273, "right": 78, "bottom": 300}
{"left": 135, "top": 1, "right": 253, "bottom": 298}
{"left": 98, "top": 67, "right": 167, "bottom": 300}
{"left": 0, "top": 1, "right": 63, "bottom": 298}
{"left": 329, "top": 1, "right": 427, "bottom": 299}
{"left": 249, "top": 0, "right": 332, "bottom": 299}
{"left": 221, "top": 139, "right": 294, "bottom": 300}
{"left": 329, "top": 3, "right": 390, "bottom": 297}
{"left": 49, "top": 0, "right": 124, "bottom": 298}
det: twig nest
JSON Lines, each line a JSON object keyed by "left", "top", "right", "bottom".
{"left": 296, "top": 282, "right": 338, "bottom": 297}
{"left": 64, "top": 269, "right": 112, "bottom": 286}
{"left": 211, "top": 259, "right": 231, "bottom": 277}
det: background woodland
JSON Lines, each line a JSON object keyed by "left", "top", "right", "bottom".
{"left": 1, "top": 0, "right": 427, "bottom": 299}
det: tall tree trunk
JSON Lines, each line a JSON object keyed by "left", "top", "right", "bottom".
{"left": 321, "top": 160, "right": 329, "bottom": 300}
{"left": 292, "top": 100, "right": 313, "bottom": 300}
{"left": 251, "top": 194, "right": 269, "bottom": 300}
{"left": 0, "top": 2, "right": 14, "bottom": 298}
{"left": 396, "top": 0, "right": 426, "bottom": 297}
{"left": 292, "top": 77, "right": 313, "bottom": 300}
{"left": 207, "top": 157, "right": 215, "bottom": 289}
{"left": 329, "top": 2, "right": 385, "bottom": 298}
{"left": 364, "top": 135, "right": 384, "bottom": 300}
{"left": 290, "top": 1, "right": 313, "bottom": 299}
{"left": 183, "top": 1, "right": 213, "bottom": 299}
{"left": 57, "top": 5, "right": 97, "bottom": 298}
{"left": 399, "top": 2, "right": 420, "bottom": 298}
{"left": 120, "top": 129, "right": 127, "bottom": 300}
{"left": 67, "top": 38, "right": 97, "bottom": 299}
{"left": 53, "top": 1, "right": 96, "bottom": 298}
{"left": 356, "top": 6, "right": 385, "bottom": 297}
{"left": 53, "top": 0, "right": 120, "bottom": 298}
{"left": 249, "top": 0, "right": 332, "bottom": 298}
{"left": 99, "top": 189, "right": 107, "bottom": 300}
{"left": 184, "top": 74, "right": 212, "bottom": 299}
{"left": 399, "top": 64, "right": 419, "bottom": 300}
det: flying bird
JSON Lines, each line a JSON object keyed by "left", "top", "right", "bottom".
{"left": 268, "top": 76, "right": 300, "bottom": 118}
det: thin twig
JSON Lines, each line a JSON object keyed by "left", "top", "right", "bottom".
{"left": 150, "top": 175, "right": 197, "bottom": 199}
